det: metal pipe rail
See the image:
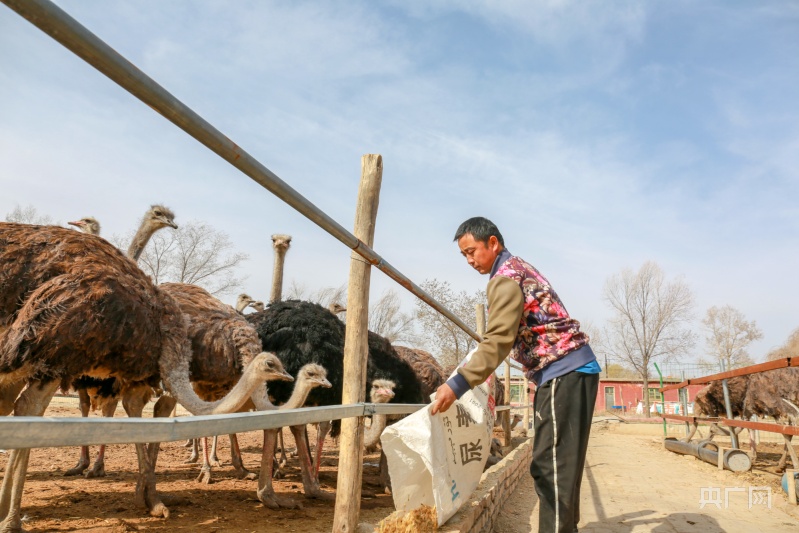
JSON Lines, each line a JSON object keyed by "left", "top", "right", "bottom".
{"left": 0, "top": 403, "right": 425, "bottom": 450}
{"left": 660, "top": 357, "right": 797, "bottom": 393}
{"left": 661, "top": 414, "right": 799, "bottom": 439}
{"left": 0, "top": 0, "right": 481, "bottom": 344}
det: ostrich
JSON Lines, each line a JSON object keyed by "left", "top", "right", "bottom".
{"left": 686, "top": 369, "right": 799, "bottom": 471}
{"left": 235, "top": 293, "right": 255, "bottom": 314}
{"left": 256, "top": 363, "right": 332, "bottom": 509}
{"left": 67, "top": 216, "right": 101, "bottom": 236}
{"left": 363, "top": 379, "right": 397, "bottom": 452}
{"left": 250, "top": 301, "right": 265, "bottom": 312}
{"left": 247, "top": 300, "right": 424, "bottom": 505}
{"left": 269, "top": 234, "right": 292, "bottom": 303}
{"left": 742, "top": 368, "right": 799, "bottom": 471}
{"left": 64, "top": 206, "right": 177, "bottom": 478}
{"left": 159, "top": 282, "right": 294, "bottom": 483}
{"left": 392, "top": 346, "right": 445, "bottom": 400}
{"left": 0, "top": 223, "right": 289, "bottom": 531}
{"left": 126, "top": 205, "right": 178, "bottom": 261}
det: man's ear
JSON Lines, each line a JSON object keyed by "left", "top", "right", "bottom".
{"left": 488, "top": 235, "right": 500, "bottom": 252}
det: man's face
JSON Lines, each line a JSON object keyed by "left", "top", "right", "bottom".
{"left": 458, "top": 233, "right": 501, "bottom": 275}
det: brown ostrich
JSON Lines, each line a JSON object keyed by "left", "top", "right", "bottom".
{"left": 235, "top": 293, "right": 255, "bottom": 314}
{"left": 392, "top": 346, "right": 445, "bottom": 400}
{"left": 0, "top": 222, "right": 289, "bottom": 531}
{"left": 64, "top": 206, "right": 177, "bottom": 478}
{"left": 67, "top": 216, "right": 101, "bottom": 236}
{"left": 686, "top": 370, "right": 799, "bottom": 471}
{"left": 256, "top": 363, "right": 332, "bottom": 509}
{"left": 159, "top": 282, "right": 294, "bottom": 483}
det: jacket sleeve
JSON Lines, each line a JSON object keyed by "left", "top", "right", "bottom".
{"left": 447, "top": 276, "right": 524, "bottom": 397}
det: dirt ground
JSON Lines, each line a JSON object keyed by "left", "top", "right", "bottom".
{"left": 8, "top": 406, "right": 799, "bottom": 533}
{"left": 0, "top": 398, "right": 397, "bottom": 532}
{"left": 493, "top": 421, "right": 799, "bottom": 533}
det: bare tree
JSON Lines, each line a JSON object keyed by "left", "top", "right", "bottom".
{"left": 701, "top": 305, "right": 762, "bottom": 369}
{"left": 603, "top": 261, "right": 696, "bottom": 415}
{"left": 414, "top": 279, "right": 486, "bottom": 369}
{"left": 767, "top": 327, "right": 799, "bottom": 361}
{"left": 368, "top": 289, "right": 417, "bottom": 345}
{"left": 5, "top": 204, "right": 56, "bottom": 225}
{"left": 118, "top": 220, "right": 248, "bottom": 296}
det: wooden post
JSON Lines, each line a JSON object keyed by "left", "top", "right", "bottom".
{"left": 523, "top": 375, "right": 530, "bottom": 434}
{"left": 718, "top": 447, "right": 726, "bottom": 470}
{"left": 475, "top": 303, "right": 486, "bottom": 338}
{"left": 787, "top": 469, "right": 798, "bottom": 505}
{"left": 332, "top": 154, "right": 383, "bottom": 533}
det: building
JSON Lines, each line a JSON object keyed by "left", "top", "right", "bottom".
{"left": 502, "top": 375, "right": 707, "bottom": 415}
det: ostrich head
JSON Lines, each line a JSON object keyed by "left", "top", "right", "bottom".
{"left": 143, "top": 204, "right": 178, "bottom": 231}
{"left": 370, "top": 379, "right": 396, "bottom": 403}
{"left": 252, "top": 352, "right": 294, "bottom": 383}
{"left": 68, "top": 216, "right": 101, "bottom": 236}
{"left": 138, "top": 204, "right": 178, "bottom": 233}
{"left": 328, "top": 302, "right": 347, "bottom": 315}
{"left": 236, "top": 293, "right": 255, "bottom": 312}
{"left": 249, "top": 300, "right": 265, "bottom": 312}
{"left": 271, "top": 234, "right": 292, "bottom": 253}
{"left": 296, "top": 363, "right": 332, "bottom": 390}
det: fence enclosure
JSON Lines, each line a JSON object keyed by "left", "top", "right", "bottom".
{"left": 0, "top": 1, "right": 533, "bottom": 531}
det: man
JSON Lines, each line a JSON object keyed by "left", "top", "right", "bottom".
{"left": 431, "top": 216, "right": 600, "bottom": 533}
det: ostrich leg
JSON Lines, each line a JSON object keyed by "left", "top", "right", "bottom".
{"left": 0, "top": 381, "right": 25, "bottom": 416}
{"left": 0, "top": 380, "right": 60, "bottom": 533}
{"left": 229, "top": 434, "right": 256, "bottom": 480}
{"left": 122, "top": 386, "right": 169, "bottom": 518}
{"left": 64, "top": 387, "right": 92, "bottom": 476}
{"left": 290, "top": 424, "right": 335, "bottom": 501}
{"left": 313, "top": 421, "right": 332, "bottom": 477}
{"left": 84, "top": 397, "right": 120, "bottom": 478}
{"left": 209, "top": 435, "right": 221, "bottom": 467}
{"left": 184, "top": 439, "right": 200, "bottom": 463}
{"left": 196, "top": 437, "right": 213, "bottom": 484}
{"left": 256, "top": 429, "right": 302, "bottom": 509}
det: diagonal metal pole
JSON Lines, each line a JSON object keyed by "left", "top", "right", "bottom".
{"left": 1, "top": 0, "right": 481, "bottom": 343}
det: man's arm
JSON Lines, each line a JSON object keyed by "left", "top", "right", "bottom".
{"left": 430, "top": 276, "right": 523, "bottom": 414}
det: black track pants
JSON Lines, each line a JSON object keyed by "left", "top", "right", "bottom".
{"left": 530, "top": 371, "right": 599, "bottom": 533}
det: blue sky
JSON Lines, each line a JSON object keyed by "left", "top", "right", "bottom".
{"left": 1, "top": 1, "right": 797, "bottom": 360}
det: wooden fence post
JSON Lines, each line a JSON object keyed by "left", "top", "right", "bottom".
{"left": 332, "top": 154, "right": 383, "bottom": 533}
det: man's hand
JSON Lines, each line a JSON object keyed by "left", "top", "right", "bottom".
{"left": 430, "top": 383, "right": 457, "bottom": 415}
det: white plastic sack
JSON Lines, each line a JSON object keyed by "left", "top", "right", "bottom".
{"left": 381, "top": 351, "right": 494, "bottom": 526}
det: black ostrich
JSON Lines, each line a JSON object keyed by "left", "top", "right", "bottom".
{"left": 247, "top": 299, "right": 424, "bottom": 504}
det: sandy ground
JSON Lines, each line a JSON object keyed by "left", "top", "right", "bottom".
{"left": 7, "top": 401, "right": 798, "bottom": 533}
{"left": 493, "top": 421, "right": 799, "bottom": 533}
{"left": 0, "top": 398, "right": 397, "bottom": 532}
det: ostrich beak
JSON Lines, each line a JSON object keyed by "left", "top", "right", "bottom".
{"left": 67, "top": 220, "right": 83, "bottom": 228}
{"left": 279, "top": 370, "right": 294, "bottom": 382}
{"left": 317, "top": 378, "right": 332, "bottom": 389}
{"left": 382, "top": 389, "right": 395, "bottom": 399}
{"left": 164, "top": 219, "right": 178, "bottom": 229}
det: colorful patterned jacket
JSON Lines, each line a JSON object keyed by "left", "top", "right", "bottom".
{"left": 493, "top": 254, "right": 589, "bottom": 376}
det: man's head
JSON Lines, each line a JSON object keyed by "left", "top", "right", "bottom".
{"left": 454, "top": 217, "right": 505, "bottom": 275}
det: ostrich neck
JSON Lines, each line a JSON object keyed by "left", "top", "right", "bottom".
{"left": 270, "top": 249, "right": 287, "bottom": 302}
{"left": 164, "top": 358, "right": 267, "bottom": 416}
{"left": 127, "top": 223, "right": 157, "bottom": 262}
{"left": 279, "top": 379, "right": 314, "bottom": 410}
{"left": 363, "top": 414, "right": 388, "bottom": 448}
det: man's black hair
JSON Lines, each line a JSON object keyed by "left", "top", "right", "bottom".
{"left": 453, "top": 217, "right": 504, "bottom": 246}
